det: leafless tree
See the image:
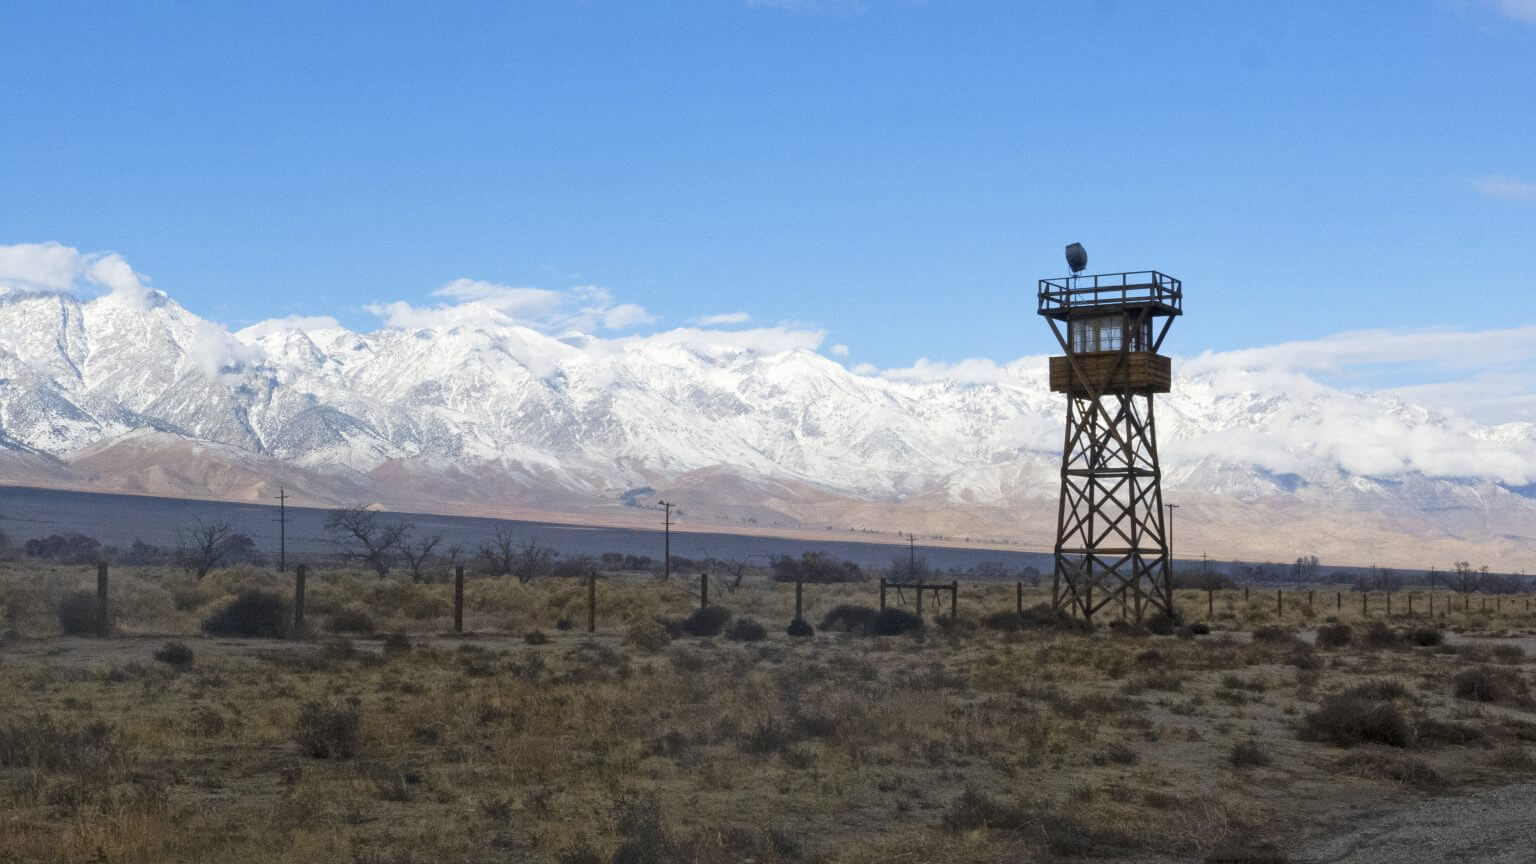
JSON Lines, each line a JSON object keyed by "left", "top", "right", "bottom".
{"left": 325, "top": 506, "right": 408, "bottom": 578}
{"left": 723, "top": 557, "right": 752, "bottom": 590}
{"left": 511, "top": 539, "right": 553, "bottom": 584}
{"left": 1452, "top": 561, "right": 1476, "bottom": 593}
{"left": 478, "top": 524, "right": 519, "bottom": 577}
{"left": 177, "top": 517, "right": 241, "bottom": 579}
{"left": 399, "top": 531, "right": 444, "bottom": 584}
{"left": 1291, "top": 555, "right": 1320, "bottom": 590}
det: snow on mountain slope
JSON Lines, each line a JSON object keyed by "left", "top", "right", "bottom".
{"left": 0, "top": 284, "right": 1533, "bottom": 569}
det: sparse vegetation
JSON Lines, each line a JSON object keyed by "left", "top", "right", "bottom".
{"left": 326, "top": 605, "right": 376, "bottom": 634}
{"left": 1, "top": 560, "right": 1533, "bottom": 862}
{"left": 1230, "top": 738, "right": 1271, "bottom": 768}
{"left": 294, "top": 700, "right": 363, "bottom": 759}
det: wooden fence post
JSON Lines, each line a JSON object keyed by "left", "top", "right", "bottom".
{"left": 293, "top": 564, "right": 306, "bottom": 635}
{"left": 700, "top": 573, "right": 709, "bottom": 609}
{"left": 879, "top": 577, "right": 886, "bottom": 611}
{"left": 454, "top": 565, "right": 464, "bottom": 633}
{"left": 1276, "top": 589, "right": 1282, "bottom": 617}
{"left": 1407, "top": 593, "right": 1413, "bottom": 616}
{"left": 1362, "top": 592, "right": 1368, "bottom": 616}
{"left": 95, "top": 562, "right": 109, "bottom": 637}
{"left": 951, "top": 580, "right": 958, "bottom": 620}
{"left": 1017, "top": 581, "right": 1023, "bottom": 615}
{"left": 588, "top": 569, "right": 597, "bottom": 633}
{"left": 1208, "top": 588, "right": 1214, "bottom": 619}
{"left": 1336, "top": 591, "right": 1341, "bottom": 611}
{"left": 1308, "top": 590, "right": 1314, "bottom": 613}
{"left": 1244, "top": 586, "right": 1249, "bottom": 601}
{"left": 916, "top": 585, "right": 923, "bottom": 619}
{"left": 795, "top": 576, "right": 804, "bottom": 622}
{"left": 1386, "top": 592, "right": 1391, "bottom": 616}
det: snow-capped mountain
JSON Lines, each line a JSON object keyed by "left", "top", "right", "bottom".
{"left": 1, "top": 284, "right": 1533, "bottom": 570}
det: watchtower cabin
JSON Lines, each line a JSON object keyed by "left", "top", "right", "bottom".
{"left": 1040, "top": 272, "right": 1179, "bottom": 396}
{"left": 1038, "top": 268, "right": 1183, "bottom": 623}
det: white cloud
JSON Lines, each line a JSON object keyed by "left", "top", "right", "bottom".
{"left": 1491, "top": 0, "right": 1536, "bottom": 23}
{"left": 1182, "top": 326, "right": 1536, "bottom": 377}
{"left": 234, "top": 315, "right": 343, "bottom": 341}
{"left": 1170, "top": 328, "right": 1536, "bottom": 485}
{"left": 695, "top": 312, "right": 751, "bottom": 326}
{"left": 373, "top": 279, "right": 654, "bottom": 333}
{"left": 0, "top": 241, "right": 153, "bottom": 305}
{"left": 602, "top": 303, "right": 656, "bottom": 329}
{"left": 620, "top": 326, "right": 827, "bottom": 355}
{"left": 186, "top": 320, "right": 265, "bottom": 379}
{"left": 432, "top": 279, "right": 565, "bottom": 315}
{"left": 880, "top": 357, "right": 1011, "bottom": 385}
{"left": 1470, "top": 174, "right": 1536, "bottom": 201}
{"left": 830, "top": 343, "right": 850, "bottom": 357}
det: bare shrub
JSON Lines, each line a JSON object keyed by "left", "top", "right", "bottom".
{"left": 819, "top": 604, "right": 880, "bottom": 634}
{"left": 940, "top": 788, "right": 1133, "bottom": 854}
{"left": 1361, "top": 621, "right": 1401, "bottom": 649}
{"left": 1230, "top": 738, "right": 1271, "bottom": 768}
{"left": 56, "top": 590, "right": 106, "bottom": 636}
{"left": 1334, "top": 751, "right": 1444, "bottom": 789}
{"left": 295, "top": 700, "right": 362, "bottom": 759}
{"left": 1300, "top": 693, "right": 1413, "bottom": 748}
{"left": 326, "top": 606, "right": 375, "bottom": 634}
{"left": 381, "top": 633, "right": 412, "bottom": 655}
{"left": 1416, "top": 717, "right": 1488, "bottom": 748}
{"left": 1454, "top": 666, "right": 1526, "bottom": 703}
{"left": 153, "top": 641, "right": 194, "bottom": 670}
{"left": 0, "top": 714, "right": 121, "bottom": 771}
{"left": 680, "top": 605, "right": 730, "bottom": 637}
{"left": 1252, "top": 625, "right": 1295, "bottom": 644}
{"left": 786, "top": 617, "right": 814, "bottom": 638}
{"left": 201, "top": 591, "right": 288, "bottom": 638}
{"left": 1315, "top": 622, "right": 1352, "bottom": 649}
{"left": 872, "top": 607, "right": 922, "bottom": 636}
{"left": 624, "top": 621, "right": 672, "bottom": 653}
{"left": 1409, "top": 626, "right": 1443, "bottom": 647}
{"left": 725, "top": 617, "right": 767, "bottom": 642}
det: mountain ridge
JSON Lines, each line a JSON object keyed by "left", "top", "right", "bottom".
{"left": 1, "top": 285, "right": 1533, "bottom": 570}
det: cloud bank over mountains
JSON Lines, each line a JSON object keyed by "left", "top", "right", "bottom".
{"left": 0, "top": 242, "right": 1532, "bottom": 568}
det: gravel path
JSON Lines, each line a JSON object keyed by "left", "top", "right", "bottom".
{"left": 1298, "top": 781, "right": 1536, "bottom": 863}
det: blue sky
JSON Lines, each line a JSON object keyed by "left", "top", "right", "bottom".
{"left": 1, "top": 0, "right": 1533, "bottom": 374}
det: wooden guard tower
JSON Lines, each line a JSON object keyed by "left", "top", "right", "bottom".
{"left": 1038, "top": 269, "right": 1182, "bottom": 622}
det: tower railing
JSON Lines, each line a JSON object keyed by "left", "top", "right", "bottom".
{"left": 1037, "top": 271, "right": 1182, "bottom": 315}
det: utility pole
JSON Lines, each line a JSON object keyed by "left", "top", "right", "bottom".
{"left": 1166, "top": 503, "right": 1179, "bottom": 594}
{"left": 1161, "top": 501, "right": 1173, "bottom": 574}
{"left": 659, "top": 500, "right": 673, "bottom": 580}
{"left": 275, "top": 486, "right": 288, "bottom": 573}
